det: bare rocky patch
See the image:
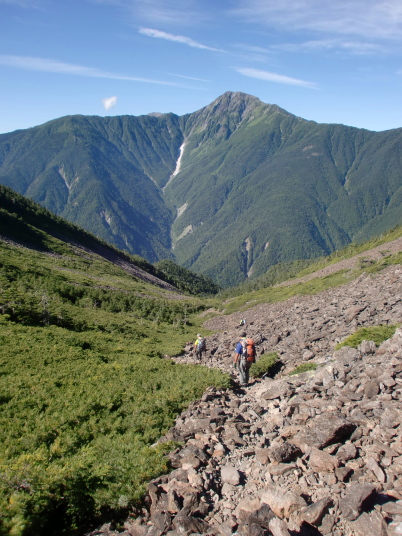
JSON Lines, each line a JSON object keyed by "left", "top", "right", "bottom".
{"left": 86, "top": 261, "right": 402, "bottom": 536}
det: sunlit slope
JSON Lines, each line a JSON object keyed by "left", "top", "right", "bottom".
{"left": 0, "top": 186, "right": 229, "bottom": 536}
{"left": 169, "top": 93, "right": 402, "bottom": 285}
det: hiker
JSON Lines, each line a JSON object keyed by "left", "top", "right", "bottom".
{"left": 239, "top": 318, "right": 246, "bottom": 327}
{"left": 233, "top": 331, "right": 256, "bottom": 386}
{"left": 194, "top": 334, "right": 206, "bottom": 360}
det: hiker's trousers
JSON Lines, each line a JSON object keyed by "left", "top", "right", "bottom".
{"left": 239, "top": 358, "right": 250, "bottom": 385}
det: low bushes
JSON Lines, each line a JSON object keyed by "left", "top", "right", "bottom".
{"left": 250, "top": 352, "right": 278, "bottom": 377}
{"left": 335, "top": 324, "right": 398, "bottom": 350}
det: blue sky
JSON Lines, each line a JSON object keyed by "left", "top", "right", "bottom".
{"left": 1, "top": 0, "right": 402, "bottom": 134}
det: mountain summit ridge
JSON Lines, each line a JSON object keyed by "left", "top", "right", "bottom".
{"left": 1, "top": 92, "right": 402, "bottom": 286}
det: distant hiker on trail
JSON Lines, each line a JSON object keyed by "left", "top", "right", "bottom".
{"left": 239, "top": 318, "right": 246, "bottom": 327}
{"left": 194, "top": 334, "right": 206, "bottom": 360}
{"left": 233, "top": 331, "right": 256, "bottom": 386}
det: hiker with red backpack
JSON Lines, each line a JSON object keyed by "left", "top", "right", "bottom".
{"left": 233, "top": 331, "right": 256, "bottom": 386}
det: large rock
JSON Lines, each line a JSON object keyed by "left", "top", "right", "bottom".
{"left": 261, "top": 487, "right": 307, "bottom": 519}
{"left": 293, "top": 413, "right": 356, "bottom": 449}
{"left": 248, "top": 504, "right": 275, "bottom": 529}
{"left": 269, "top": 443, "right": 302, "bottom": 464}
{"left": 268, "top": 517, "right": 291, "bottom": 536}
{"left": 261, "top": 383, "right": 294, "bottom": 400}
{"left": 339, "top": 483, "right": 377, "bottom": 521}
{"left": 235, "top": 498, "right": 262, "bottom": 525}
{"left": 172, "top": 515, "right": 212, "bottom": 535}
{"left": 300, "top": 497, "right": 333, "bottom": 527}
{"left": 308, "top": 448, "right": 340, "bottom": 473}
{"left": 349, "top": 510, "right": 388, "bottom": 536}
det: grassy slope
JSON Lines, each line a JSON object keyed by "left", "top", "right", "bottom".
{"left": 2, "top": 185, "right": 402, "bottom": 535}
{"left": 0, "top": 193, "right": 229, "bottom": 536}
{"left": 215, "top": 225, "right": 402, "bottom": 314}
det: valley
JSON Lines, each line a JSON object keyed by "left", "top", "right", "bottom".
{"left": 2, "top": 89, "right": 402, "bottom": 535}
{"left": 2, "top": 92, "right": 402, "bottom": 287}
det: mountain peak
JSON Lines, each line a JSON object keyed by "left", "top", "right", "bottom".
{"left": 205, "top": 91, "right": 263, "bottom": 115}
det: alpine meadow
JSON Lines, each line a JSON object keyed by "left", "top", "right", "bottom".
{"left": 0, "top": 185, "right": 229, "bottom": 535}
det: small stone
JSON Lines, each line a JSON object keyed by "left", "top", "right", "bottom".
{"left": 364, "top": 380, "right": 380, "bottom": 398}
{"left": 366, "top": 457, "right": 385, "bottom": 483}
{"left": 300, "top": 497, "right": 333, "bottom": 527}
{"left": 221, "top": 465, "right": 241, "bottom": 486}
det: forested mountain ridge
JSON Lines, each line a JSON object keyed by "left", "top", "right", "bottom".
{"left": 0, "top": 185, "right": 219, "bottom": 296}
{"left": 1, "top": 91, "right": 402, "bottom": 287}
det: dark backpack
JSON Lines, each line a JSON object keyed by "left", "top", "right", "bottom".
{"left": 241, "top": 338, "right": 256, "bottom": 363}
{"left": 197, "top": 338, "right": 206, "bottom": 351}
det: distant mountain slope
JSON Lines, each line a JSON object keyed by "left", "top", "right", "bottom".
{"left": 0, "top": 184, "right": 178, "bottom": 291}
{"left": 0, "top": 114, "right": 183, "bottom": 262}
{"left": 1, "top": 91, "right": 402, "bottom": 287}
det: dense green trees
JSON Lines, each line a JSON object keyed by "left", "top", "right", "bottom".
{"left": 2, "top": 92, "right": 402, "bottom": 287}
{"left": 155, "top": 259, "right": 220, "bottom": 295}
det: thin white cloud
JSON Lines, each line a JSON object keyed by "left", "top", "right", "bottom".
{"left": 102, "top": 96, "right": 117, "bottom": 110}
{"left": 168, "top": 73, "right": 210, "bottom": 82}
{"left": 274, "top": 39, "right": 385, "bottom": 55}
{"left": 139, "top": 28, "right": 226, "bottom": 53}
{"left": 94, "top": 0, "right": 208, "bottom": 27}
{"left": 0, "top": 55, "right": 192, "bottom": 87}
{"left": 236, "top": 44, "right": 272, "bottom": 54}
{"left": 235, "top": 67, "right": 319, "bottom": 89}
{"left": 232, "top": 0, "right": 402, "bottom": 41}
{"left": 0, "top": 0, "right": 39, "bottom": 4}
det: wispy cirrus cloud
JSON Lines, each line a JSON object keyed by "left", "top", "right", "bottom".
{"left": 94, "top": 0, "right": 208, "bottom": 27}
{"left": 168, "top": 73, "right": 210, "bottom": 82}
{"left": 231, "top": 0, "right": 402, "bottom": 41}
{"left": 0, "top": 0, "right": 40, "bottom": 5}
{"left": 236, "top": 44, "right": 272, "bottom": 54}
{"left": 235, "top": 67, "right": 319, "bottom": 89}
{"left": 134, "top": 0, "right": 207, "bottom": 26}
{"left": 139, "top": 28, "right": 226, "bottom": 53}
{"left": 0, "top": 55, "right": 192, "bottom": 87}
{"left": 274, "top": 39, "right": 386, "bottom": 56}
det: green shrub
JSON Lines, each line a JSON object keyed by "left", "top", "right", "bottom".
{"left": 0, "top": 236, "right": 231, "bottom": 536}
{"left": 335, "top": 324, "right": 398, "bottom": 350}
{"left": 288, "top": 362, "right": 317, "bottom": 375}
{"left": 249, "top": 352, "right": 278, "bottom": 377}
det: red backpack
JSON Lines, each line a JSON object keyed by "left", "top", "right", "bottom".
{"left": 241, "top": 338, "right": 256, "bottom": 363}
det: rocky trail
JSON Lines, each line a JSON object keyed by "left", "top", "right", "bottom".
{"left": 88, "top": 259, "right": 402, "bottom": 536}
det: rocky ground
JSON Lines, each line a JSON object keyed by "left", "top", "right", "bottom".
{"left": 87, "top": 259, "right": 402, "bottom": 536}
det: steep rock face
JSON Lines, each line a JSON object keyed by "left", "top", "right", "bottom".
{"left": 2, "top": 92, "right": 402, "bottom": 286}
